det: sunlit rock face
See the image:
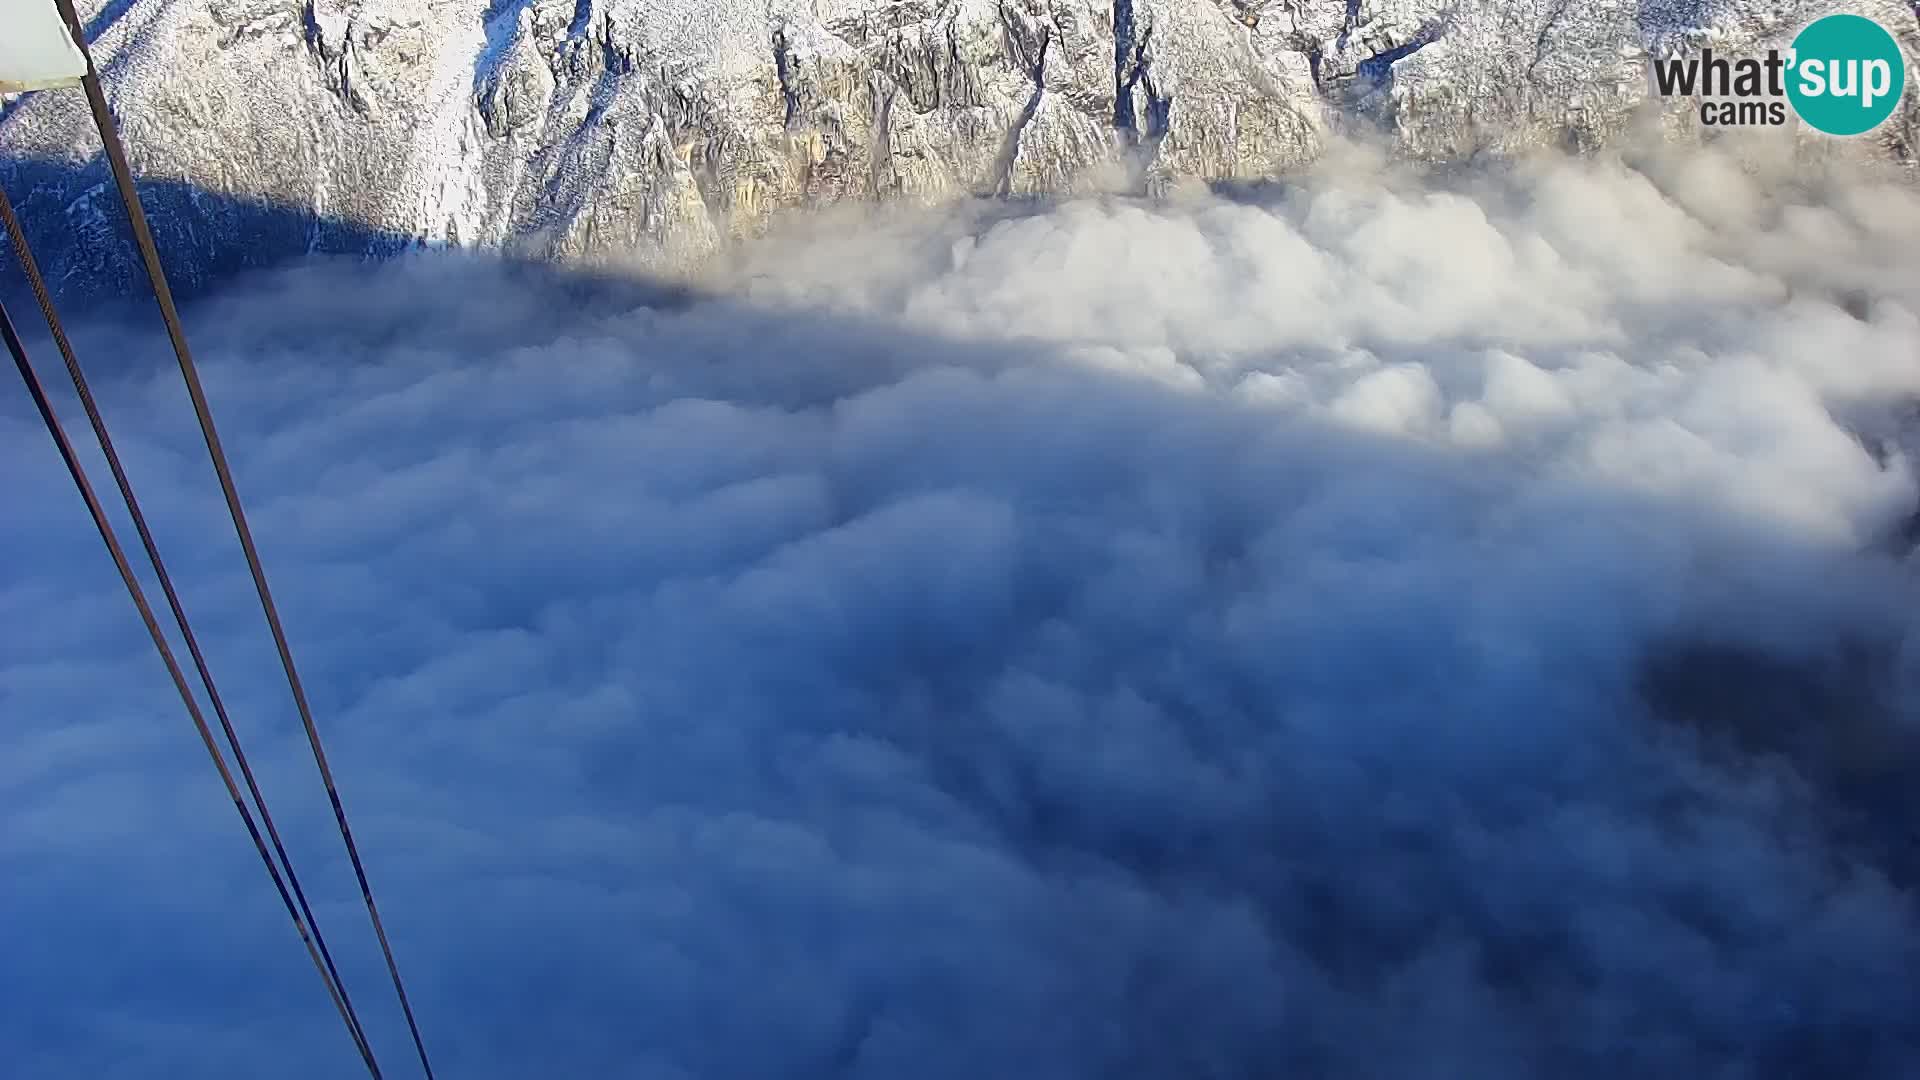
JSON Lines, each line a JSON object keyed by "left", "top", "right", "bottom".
{"left": 1, "top": 0, "right": 1916, "bottom": 295}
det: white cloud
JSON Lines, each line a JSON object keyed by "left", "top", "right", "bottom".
{"left": 3, "top": 137, "right": 1919, "bottom": 1078}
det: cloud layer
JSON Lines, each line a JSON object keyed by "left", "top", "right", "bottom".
{"left": 4, "top": 137, "right": 1920, "bottom": 1079}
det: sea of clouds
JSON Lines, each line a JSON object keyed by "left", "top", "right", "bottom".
{"left": 3, "top": 136, "right": 1919, "bottom": 1078}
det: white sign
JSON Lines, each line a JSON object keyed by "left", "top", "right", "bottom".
{"left": 0, "top": 0, "right": 87, "bottom": 93}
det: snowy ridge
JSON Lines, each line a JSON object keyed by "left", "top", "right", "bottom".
{"left": 1, "top": 0, "right": 1917, "bottom": 293}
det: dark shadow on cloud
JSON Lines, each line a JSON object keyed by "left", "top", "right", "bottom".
{"left": 1643, "top": 635, "right": 1920, "bottom": 891}
{"left": 2, "top": 149, "right": 1919, "bottom": 1080}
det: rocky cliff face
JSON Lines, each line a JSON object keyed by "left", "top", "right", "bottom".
{"left": 2, "top": 0, "right": 1917, "bottom": 297}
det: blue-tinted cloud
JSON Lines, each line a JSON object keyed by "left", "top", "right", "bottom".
{"left": 3, "top": 140, "right": 1919, "bottom": 1079}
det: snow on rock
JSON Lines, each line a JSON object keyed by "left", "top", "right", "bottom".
{"left": 1, "top": 0, "right": 1916, "bottom": 296}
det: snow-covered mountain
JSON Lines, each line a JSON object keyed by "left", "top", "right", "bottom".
{"left": 2, "top": 0, "right": 1917, "bottom": 297}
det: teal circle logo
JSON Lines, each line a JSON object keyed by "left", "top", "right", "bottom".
{"left": 1786, "top": 14, "right": 1907, "bottom": 136}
